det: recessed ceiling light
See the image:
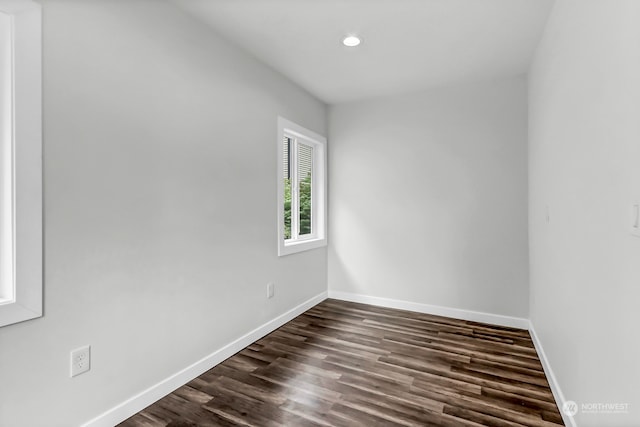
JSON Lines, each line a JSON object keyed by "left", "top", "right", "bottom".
{"left": 342, "top": 35, "right": 361, "bottom": 47}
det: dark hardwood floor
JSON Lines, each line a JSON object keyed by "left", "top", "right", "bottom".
{"left": 119, "top": 299, "right": 564, "bottom": 427}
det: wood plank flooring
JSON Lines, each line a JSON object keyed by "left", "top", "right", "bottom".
{"left": 119, "top": 299, "right": 564, "bottom": 427}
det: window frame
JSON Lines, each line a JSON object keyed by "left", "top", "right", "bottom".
{"left": 0, "top": 0, "right": 42, "bottom": 328}
{"left": 277, "top": 117, "right": 327, "bottom": 256}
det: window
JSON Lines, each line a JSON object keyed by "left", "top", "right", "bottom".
{"left": 0, "top": 0, "right": 42, "bottom": 328}
{"left": 277, "top": 117, "right": 326, "bottom": 256}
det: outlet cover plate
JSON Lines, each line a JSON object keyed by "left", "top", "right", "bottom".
{"left": 267, "top": 282, "right": 275, "bottom": 299}
{"left": 631, "top": 204, "right": 640, "bottom": 238}
{"left": 70, "top": 345, "right": 91, "bottom": 377}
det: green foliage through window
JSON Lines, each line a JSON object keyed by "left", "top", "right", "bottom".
{"left": 284, "top": 178, "right": 291, "bottom": 239}
{"left": 284, "top": 173, "right": 312, "bottom": 239}
{"left": 299, "top": 173, "right": 312, "bottom": 235}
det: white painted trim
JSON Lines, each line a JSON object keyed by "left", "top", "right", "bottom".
{"left": 82, "top": 292, "right": 572, "bottom": 427}
{"left": 529, "top": 322, "right": 577, "bottom": 427}
{"left": 81, "top": 291, "right": 328, "bottom": 427}
{"left": 277, "top": 116, "right": 327, "bottom": 257}
{"left": 0, "top": 0, "right": 42, "bottom": 328}
{"left": 328, "top": 291, "right": 530, "bottom": 330}
{"left": 0, "top": 8, "right": 15, "bottom": 304}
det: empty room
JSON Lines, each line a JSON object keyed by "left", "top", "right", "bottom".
{"left": 0, "top": 0, "right": 638, "bottom": 426}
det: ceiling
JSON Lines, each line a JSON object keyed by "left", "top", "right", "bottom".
{"left": 174, "top": 0, "right": 554, "bottom": 104}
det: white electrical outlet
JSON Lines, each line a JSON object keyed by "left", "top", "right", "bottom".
{"left": 631, "top": 204, "right": 640, "bottom": 237}
{"left": 545, "top": 205, "right": 550, "bottom": 224}
{"left": 70, "top": 345, "right": 91, "bottom": 377}
{"left": 267, "top": 282, "right": 275, "bottom": 299}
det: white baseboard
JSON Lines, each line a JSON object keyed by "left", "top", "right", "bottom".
{"left": 82, "top": 291, "right": 569, "bottom": 427}
{"left": 327, "top": 290, "right": 530, "bottom": 330}
{"left": 529, "top": 322, "right": 577, "bottom": 427}
{"left": 81, "top": 291, "right": 328, "bottom": 427}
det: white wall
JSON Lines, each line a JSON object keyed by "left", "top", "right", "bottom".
{"left": 328, "top": 77, "right": 529, "bottom": 319}
{"left": 0, "top": 1, "right": 326, "bottom": 426}
{"left": 529, "top": 1, "right": 640, "bottom": 425}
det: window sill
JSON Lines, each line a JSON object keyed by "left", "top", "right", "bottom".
{"left": 278, "top": 237, "right": 327, "bottom": 257}
{"left": 0, "top": 300, "right": 42, "bottom": 328}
